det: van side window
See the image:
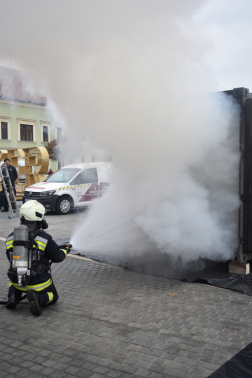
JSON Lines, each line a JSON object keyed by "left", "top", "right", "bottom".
{"left": 70, "top": 168, "right": 98, "bottom": 185}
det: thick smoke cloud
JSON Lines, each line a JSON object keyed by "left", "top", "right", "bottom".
{"left": 71, "top": 93, "right": 240, "bottom": 263}
{"left": 0, "top": 1, "right": 240, "bottom": 262}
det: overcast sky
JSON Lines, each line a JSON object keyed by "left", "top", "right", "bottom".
{"left": 0, "top": 0, "right": 250, "bottom": 98}
{"left": 195, "top": 0, "right": 252, "bottom": 91}
{"left": 0, "top": 0, "right": 252, "bottom": 97}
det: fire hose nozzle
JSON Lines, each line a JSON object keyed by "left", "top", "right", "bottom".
{"left": 62, "top": 243, "right": 72, "bottom": 248}
{"left": 61, "top": 243, "right": 72, "bottom": 253}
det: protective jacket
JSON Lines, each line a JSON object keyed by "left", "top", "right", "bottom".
{"left": 6, "top": 230, "right": 67, "bottom": 292}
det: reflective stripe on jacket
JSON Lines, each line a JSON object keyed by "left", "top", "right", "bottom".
{"left": 6, "top": 235, "right": 48, "bottom": 252}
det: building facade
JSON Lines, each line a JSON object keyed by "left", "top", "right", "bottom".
{"left": 0, "top": 66, "right": 61, "bottom": 172}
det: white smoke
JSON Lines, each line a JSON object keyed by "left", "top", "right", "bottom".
{"left": 71, "top": 92, "right": 240, "bottom": 262}
{"left": 0, "top": 0, "right": 241, "bottom": 262}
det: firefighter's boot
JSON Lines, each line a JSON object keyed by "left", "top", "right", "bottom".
{"left": 27, "top": 291, "right": 41, "bottom": 316}
{"left": 6, "top": 291, "right": 18, "bottom": 309}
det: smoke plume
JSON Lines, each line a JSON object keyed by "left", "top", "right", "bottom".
{"left": 0, "top": 0, "right": 241, "bottom": 263}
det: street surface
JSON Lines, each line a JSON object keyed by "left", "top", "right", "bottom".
{"left": 0, "top": 203, "right": 252, "bottom": 378}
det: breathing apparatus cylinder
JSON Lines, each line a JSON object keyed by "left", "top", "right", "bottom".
{"left": 13, "top": 224, "right": 29, "bottom": 286}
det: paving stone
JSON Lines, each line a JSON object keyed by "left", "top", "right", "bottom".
{"left": 106, "top": 370, "right": 123, "bottom": 378}
{"left": 63, "top": 348, "right": 78, "bottom": 356}
{"left": 136, "top": 360, "right": 152, "bottom": 369}
{"left": 139, "top": 354, "right": 155, "bottom": 362}
{"left": 75, "top": 369, "right": 92, "bottom": 378}
{"left": 134, "top": 367, "right": 149, "bottom": 377}
{"left": 27, "top": 373, "right": 45, "bottom": 378}
{"left": 65, "top": 366, "right": 80, "bottom": 375}
{"left": 16, "top": 369, "right": 33, "bottom": 378}
{"left": 40, "top": 367, "right": 56, "bottom": 376}
{"left": 29, "top": 364, "right": 44, "bottom": 373}
{"left": 188, "top": 366, "right": 206, "bottom": 375}
{"left": 148, "top": 373, "right": 164, "bottom": 378}
{"left": 93, "top": 366, "right": 110, "bottom": 374}
{"left": 19, "top": 360, "right": 35, "bottom": 368}
{"left": 42, "top": 359, "right": 57, "bottom": 368}
{"left": 121, "top": 364, "right": 137, "bottom": 374}
{"left": 0, "top": 362, "right": 11, "bottom": 370}
{"left": 162, "top": 367, "right": 189, "bottom": 378}
{"left": 97, "top": 357, "right": 112, "bottom": 367}
{"left": 49, "top": 372, "right": 68, "bottom": 378}
{"left": 71, "top": 358, "right": 88, "bottom": 367}
{"left": 149, "top": 363, "right": 164, "bottom": 373}
{"left": 202, "top": 362, "right": 219, "bottom": 370}
{"left": 6, "top": 365, "right": 22, "bottom": 374}
{"left": 124, "top": 357, "right": 138, "bottom": 366}
{"left": 32, "top": 356, "right": 47, "bottom": 364}
{"left": 81, "top": 362, "right": 97, "bottom": 370}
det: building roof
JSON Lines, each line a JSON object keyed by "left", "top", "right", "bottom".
{"left": 0, "top": 66, "right": 47, "bottom": 106}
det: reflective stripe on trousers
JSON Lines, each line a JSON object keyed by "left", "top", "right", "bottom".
{"left": 9, "top": 282, "right": 58, "bottom": 306}
{"left": 47, "top": 292, "right": 54, "bottom": 304}
{"left": 10, "top": 278, "right": 53, "bottom": 292}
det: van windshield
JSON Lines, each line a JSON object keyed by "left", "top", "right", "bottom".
{"left": 46, "top": 168, "right": 81, "bottom": 183}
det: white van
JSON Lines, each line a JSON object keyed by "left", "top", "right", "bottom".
{"left": 24, "top": 162, "right": 112, "bottom": 214}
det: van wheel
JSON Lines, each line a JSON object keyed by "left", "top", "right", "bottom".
{"left": 56, "top": 196, "right": 72, "bottom": 215}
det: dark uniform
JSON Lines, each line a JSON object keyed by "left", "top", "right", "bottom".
{"left": 2, "top": 163, "right": 18, "bottom": 211}
{"left": 6, "top": 230, "right": 68, "bottom": 306}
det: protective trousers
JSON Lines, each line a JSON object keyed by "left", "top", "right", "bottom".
{"left": 8, "top": 281, "right": 58, "bottom": 306}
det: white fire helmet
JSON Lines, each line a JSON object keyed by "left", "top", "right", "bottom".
{"left": 20, "top": 200, "right": 46, "bottom": 221}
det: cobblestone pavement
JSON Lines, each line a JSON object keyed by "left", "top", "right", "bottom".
{"left": 0, "top": 205, "right": 252, "bottom": 378}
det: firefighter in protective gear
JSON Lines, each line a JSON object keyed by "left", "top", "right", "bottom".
{"left": 5, "top": 200, "right": 71, "bottom": 316}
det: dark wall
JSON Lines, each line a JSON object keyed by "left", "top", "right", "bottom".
{"left": 224, "top": 88, "right": 252, "bottom": 261}
{"left": 244, "top": 98, "right": 252, "bottom": 254}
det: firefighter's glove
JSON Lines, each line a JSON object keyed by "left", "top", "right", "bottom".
{"left": 59, "top": 244, "right": 72, "bottom": 255}
{"left": 65, "top": 244, "right": 72, "bottom": 254}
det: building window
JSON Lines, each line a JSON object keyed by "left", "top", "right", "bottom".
{"left": 0, "top": 118, "right": 10, "bottom": 140}
{"left": 18, "top": 119, "right": 35, "bottom": 142}
{"left": 57, "top": 127, "right": 62, "bottom": 140}
{"left": 20, "top": 124, "right": 33, "bottom": 141}
{"left": 1, "top": 122, "right": 8, "bottom": 140}
{"left": 43, "top": 126, "right": 49, "bottom": 142}
{"left": 41, "top": 123, "right": 50, "bottom": 143}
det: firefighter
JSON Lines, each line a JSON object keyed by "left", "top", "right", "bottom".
{"left": 5, "top": 200, "right": 71, "bottom": 316}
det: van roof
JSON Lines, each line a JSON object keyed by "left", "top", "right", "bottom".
{"left": 63, "top": 162, "right": 112, "bottom": 170}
